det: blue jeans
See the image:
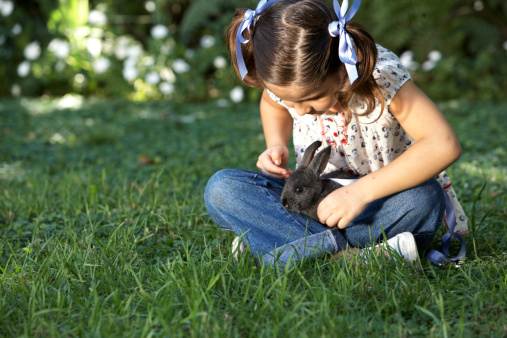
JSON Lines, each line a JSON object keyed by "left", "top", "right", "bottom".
{"left": 204, "top": 169, "right": 445, "bottom": 268}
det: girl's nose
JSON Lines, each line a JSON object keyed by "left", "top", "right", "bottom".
{"left": 294, "top": 103, "right": 312, "bottom": 116}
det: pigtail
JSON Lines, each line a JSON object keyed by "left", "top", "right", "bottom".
{"left": 336, "top": 22, "right": 385, "bottom": 122}
{"left": 226, "top": 9, "right": 263, "bottom": 88}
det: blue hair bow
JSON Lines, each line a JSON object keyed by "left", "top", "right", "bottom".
{"left": 235, "top": 0, "right": 281, "bottom": 80}
{"left": 328, "top": 0, "right": 361, "bottom": 84}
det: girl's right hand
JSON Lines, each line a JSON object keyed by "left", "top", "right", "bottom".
{"left": 256, "top": 145, "right": 293, "bottom": 180}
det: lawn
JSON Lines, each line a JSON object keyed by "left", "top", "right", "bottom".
{"left": 0, "top": 96, "right": 506, "bottom": 336}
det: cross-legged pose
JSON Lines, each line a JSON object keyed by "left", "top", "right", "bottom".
{"left": 205, "top": 0, "right": 468, "bottom": 268}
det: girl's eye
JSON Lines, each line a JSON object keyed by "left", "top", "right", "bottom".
{"left": 296, "top": 187, "right": 304, "bottom": 193}
{"left": 303, "top": 95, "right": 320, "bottom": 102}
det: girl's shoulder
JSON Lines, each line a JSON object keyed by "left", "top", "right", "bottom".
{"left": 373, "top": 44, "right": 412, "bottom": 101}
{"left": 350, "top": 45, "right": 412, "bottom": 124}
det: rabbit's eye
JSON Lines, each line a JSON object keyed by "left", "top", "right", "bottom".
{"left": 296, "top": 187, "right": 304, "bottom": 194}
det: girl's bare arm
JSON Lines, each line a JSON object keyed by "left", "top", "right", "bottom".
{"left": 318, "top": 80, "right": 461, "bottom": 228}
{"left": 257, "top": 89, "right": 294, "bottom": 179}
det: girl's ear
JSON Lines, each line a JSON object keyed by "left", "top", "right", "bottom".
{"left": 309, "top": 146, "right": 331, "bottom": 174}
{"left": 300, "top": 141, "right": 322, "bottom": 168}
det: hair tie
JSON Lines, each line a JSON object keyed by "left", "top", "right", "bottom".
{"left": 235, "top": 0, "right": 281, "bottom": 80}
{"left": 328, "top": 0, "right": 361, "bottom": 84}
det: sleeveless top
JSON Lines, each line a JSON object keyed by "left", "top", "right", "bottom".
{"left": 267, "top": 44, "right": 468, "bottom": 234}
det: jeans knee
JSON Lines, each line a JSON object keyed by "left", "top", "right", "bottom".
{"left": 204, "top": 169, "right": 237, "bottom": 210}
{"left": 415, "top": 179, "right": 446, "bottom": 221}
{"left": 407, "top": 179, "right": 446, "bottom": 242}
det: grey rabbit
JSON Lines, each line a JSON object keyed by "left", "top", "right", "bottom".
{"left": 280, "top": 141, "right": 358, "bottom": 223}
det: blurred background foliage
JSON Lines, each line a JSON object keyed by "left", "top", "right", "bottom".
{"left": 0, "top": 0, "right": 506, "bottom": 103}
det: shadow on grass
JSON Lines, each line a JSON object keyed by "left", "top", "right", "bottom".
{"left": 0, "top": 97, "right": 506, "bottom": 336}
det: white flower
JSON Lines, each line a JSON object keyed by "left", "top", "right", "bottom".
{"left": 88, "top": 9, "right": 107, "bottom": 26}
{"left": 124, "top": 56, "right": 137, "bottom": 69}
{"left": 11, "top": 23, "right": 22, "bottom": 36}
{"left": 86, "top": 37, "right": 103, "bottom": 57}
{"left": 93, "top": 57, "right": 110, "bottom": 74}
{"left": 114, "top": 36, "right": 131, "bottom": 59}
{"left": 48, "top": 38, "right": 70, "bottom": 59}
{"left": 399, "top": 50, "right": 414, "bottom": 61}
{"left": 74, "top": 73, "right": 85, "bottom": 84}
{"left": 200, "top": 35, "right": 215, "bottom": 48}
{"left": 503, "top": 41, "right": 507, "bottom": 51}
{"left": 473, "top": 0, "right": 484, "bottom": 11}
{"left": 24, "top": 41, "right": 41, "bottom": 60}
{"left": 399, "top": 50, "right": 420, "bottom": 71}
{"left": 172, "top": 59, "right": 190, "bottom": 73}
{"left": 428, "top": 50, "right": 442, "bottom": 62}
{"left": 123, "top": 64, "right": 138, "bottom": 81}
{"left": 159, "top": 82, "right": 174, "bottom": 95}
{"left": 11, "top": 84, "right": 21, "bottom": 96}
{"left": 422, "top": 60, "right": 436, "bottom": 71}
{"left": 144, "top": 56, "right": 155, "bottom": 67}
{"left": 49, "top": 133, "right": 65, "bottom": 144}
{"left": 151, "top": 25, "right": 169, "bottom": 39}
{"left": 229, "top": 86, "right": 244, "bottom": 103}
{"left": 160, "top": 68, "right": 176, "bottom": 83}
{"left": 145, "top": 71, "right": 161, "bottom": 85}
{"left": 17, "top": 61, "right": 30, "bottom": 77}
{"left": 145, "top": 1, "right": 156, "bottom": 12}
{"left": 0, "top": 0, "right": 14, "bottom": 17}
{"left": 126, "top": 45, "right": 143, "bottom": 59}
{"left": 58, "top": 94, "right": 83, "bottom": 109}
{"left": 213, "top": 56, "right": 227, "bottom": 69}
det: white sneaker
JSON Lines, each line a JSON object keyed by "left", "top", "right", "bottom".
{"left": 360, "top": 232, "right": 418, "bottom": 264}
{"left": 385, "top": 232, "right": 418, "bottom": 264}
{"left": 232, "top": 236, "right": 246, "bottom": 261}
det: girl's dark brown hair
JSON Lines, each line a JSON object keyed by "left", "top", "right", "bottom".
{"left": 226, "top": 0, "right": 384, "bottom": 120}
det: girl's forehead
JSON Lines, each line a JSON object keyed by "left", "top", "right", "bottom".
{"left": 265, "top": 76, "right": 336, "bottom": 102}
{"left": 265, "top": 83, "right": 315, "bottom": 102}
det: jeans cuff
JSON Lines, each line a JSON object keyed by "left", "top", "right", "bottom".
{"left": 260, "top": 230, "right": 339, "bottom": 270}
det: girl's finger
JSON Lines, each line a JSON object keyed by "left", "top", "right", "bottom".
{"left": 257, "top": 160, "right": 290, "bottom": 179}
{"left": 258, "top": 155, "right": 286, "bottom": 175}
{"left": 271, "top": 150, "right": 283, "bottom": 166}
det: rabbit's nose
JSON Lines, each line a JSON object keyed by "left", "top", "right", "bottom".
{"left": 281, "top": 197, "right": 288, "bottom": 208}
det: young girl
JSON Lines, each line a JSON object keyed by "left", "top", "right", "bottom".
{"left": 204, "top": 0, "right": 468, "bottom": 268}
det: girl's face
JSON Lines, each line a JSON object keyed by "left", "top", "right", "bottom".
{"left": 265, "top": 71, "right": 344, "bottom": 116}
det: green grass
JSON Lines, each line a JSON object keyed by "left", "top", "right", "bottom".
{"left": 0, "top": 97, "right": 506, "bottom": 337}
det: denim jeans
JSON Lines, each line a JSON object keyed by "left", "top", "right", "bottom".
{"left": 204, "top": 169, "right": 445, "bottom": 268}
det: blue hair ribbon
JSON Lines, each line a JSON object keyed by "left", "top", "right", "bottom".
{"left": 328, "top": 0, "right": 361, "bottom": 84}
{"left": 235, "top": 0, "right": 281, "bottom": 80}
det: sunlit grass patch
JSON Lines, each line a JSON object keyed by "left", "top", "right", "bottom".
{"left": 0, "top": 98, "right": 506, "bottom": 336}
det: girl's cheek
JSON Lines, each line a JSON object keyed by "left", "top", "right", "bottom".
{"left": 315, "top": 99, "right": 335, "bottom": 111}
{"left": 283, "top": 101, "right": 295, "bottom": 108}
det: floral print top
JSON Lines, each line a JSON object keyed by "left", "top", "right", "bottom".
{"left": 267, "top": 44, "right": 468, "bottom": 234}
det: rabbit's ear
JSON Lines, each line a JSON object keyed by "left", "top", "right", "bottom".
{"left": 309, "top": 146, "right": 331, "bottom": 174}
{"left": 300, "top": 141, "right": 322, "bottom": 168}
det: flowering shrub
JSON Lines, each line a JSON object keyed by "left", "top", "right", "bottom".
{"left": 0, "top": 0, "right": 247, "bottom": 102}
{"left": 0, "top": 0, "right": 506, "bottom": 102}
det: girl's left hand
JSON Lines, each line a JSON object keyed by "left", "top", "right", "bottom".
{"left": 317, "top": 185, "right": 369, "bottom": 228}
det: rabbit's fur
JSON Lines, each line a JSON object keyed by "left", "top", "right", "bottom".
{"left": 280, "top": 141, "right": 358, "bottom": 222}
